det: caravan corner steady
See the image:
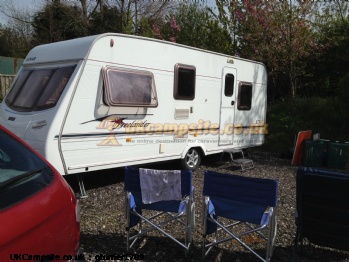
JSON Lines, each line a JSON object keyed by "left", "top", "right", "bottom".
{"left": 0, "top": 33, "right": 267, "bottom": 195}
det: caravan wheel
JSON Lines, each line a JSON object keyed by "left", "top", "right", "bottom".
{"left": 182, "top": 148, "right": 201, "bottom": 171}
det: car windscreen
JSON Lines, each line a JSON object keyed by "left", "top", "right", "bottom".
{"left": 5, "top": 65, "right": 76, "bottom": 112}
{"left": 0, "top": 129, "right": 54, "bottom": 210}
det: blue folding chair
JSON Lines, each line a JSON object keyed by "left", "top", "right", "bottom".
{"left": 202, "top": 170, "right": 278, "bottom": 262}
{"left": 124, "top": 166, "right": 195, "bottom": 254}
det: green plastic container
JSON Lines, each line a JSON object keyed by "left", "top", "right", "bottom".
{"left": 302, "top": 140, "right": 325, "bottom": 167}
{"left": 327, "top": 142, "right": 349, "bottom": 170}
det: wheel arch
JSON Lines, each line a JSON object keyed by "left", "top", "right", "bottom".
{"left": 181, "top": 143, "right": 206, "bottom": 159}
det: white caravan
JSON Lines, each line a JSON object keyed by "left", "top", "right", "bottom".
{"left": 0, "top": 33, "right": 267, "bottom": 181}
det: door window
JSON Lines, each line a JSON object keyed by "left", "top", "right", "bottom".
{"left": 224, "top": 74, "right": 235, "bottom": 97}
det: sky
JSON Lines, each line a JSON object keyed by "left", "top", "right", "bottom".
{"left": 0, "top": 0, "right": 217, "bottom": 26}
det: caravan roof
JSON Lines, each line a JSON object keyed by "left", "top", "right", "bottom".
{"left": 24, "top": 35, "right": 99, "bottom": 65}
{"left": 24, "top": 33, "right": 265, "bottom": 67}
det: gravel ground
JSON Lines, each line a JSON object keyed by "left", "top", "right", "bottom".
{"left": 67, "top": 150, "right": 349, "bottom": 262}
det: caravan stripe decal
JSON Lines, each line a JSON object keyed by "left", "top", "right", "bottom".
{"left": 55, "top": 127, "right": 221, "bottom": 139}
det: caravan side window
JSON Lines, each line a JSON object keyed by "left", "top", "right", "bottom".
{"left": 237, "top": 82, "right": 252, "bottom": 110}
{"left": 5, "top": 65, "right": 76, "bottom": 112}
{"left": 102, "top": 67, "right": 158, "bottom": 107}
{"left": 174, "top": 64, "right": 195, "bottom": 100}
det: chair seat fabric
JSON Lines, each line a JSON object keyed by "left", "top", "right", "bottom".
{"left": 128, "top": 192, "right": 187, "bottom": 228}
{"left": 208, "top": 197, "right": 268, "bottom": 225}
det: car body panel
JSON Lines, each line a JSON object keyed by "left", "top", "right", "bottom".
{"left": 0, "top": 125, "right": 79, "bottom": 261}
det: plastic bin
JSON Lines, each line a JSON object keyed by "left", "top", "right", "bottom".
{"left": 302, "top": 140, "right": 325, "bottom": 167}
{"left": 327, "top": 142, "right": 349, "bottom": 170}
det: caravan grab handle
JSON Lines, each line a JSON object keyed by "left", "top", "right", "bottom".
{"left": 32, "top": 120, "right": 47, "bottom": 129}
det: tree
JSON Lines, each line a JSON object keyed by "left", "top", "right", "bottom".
{"left": 154, "top": 3, "right": 233, "bottom": 54}
{"left": 307, "top": 1, "right": 349, "bottom": 97}
{"left": 0, "top": 26, "right": 31, "bottom": 57}
{"left": 216, "top": 0, "right": 326, "bottom": 100}
{"left": 1, "top": 0, "right": 176, "bottom": 52}
{"left": 0, "top": 0, "right": 34, "bottom": 57}
{"left": 89, "top": 4, "right": 122, "bottom": 34}
{"left": 32, "top": 1, "right": 88, "bottom": 45}
{"left": 117, "top": 0, "right": 174, "bottom": 35}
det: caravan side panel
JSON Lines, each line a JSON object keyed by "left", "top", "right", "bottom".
{"left": 60, "top": 35, "right": 226, "bottom": 173}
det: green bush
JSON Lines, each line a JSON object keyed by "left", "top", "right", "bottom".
{"left": 264, "top": 97, "right": 347, "bottom": 152}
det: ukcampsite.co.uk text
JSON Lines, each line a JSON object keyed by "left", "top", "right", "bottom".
{"left": 10, "top": 253, "right": 144, "bottom": 261}
{"left": 97, "top": 119, "right": 269, "bottom": 137}
{"left": 10, "top": 253, "right": 83, "bottom": 261}
{"left": 134, "top": 138, "right": 263, "bottom": 143}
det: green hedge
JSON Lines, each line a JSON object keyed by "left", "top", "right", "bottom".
{"left": 264, "top": 97, "right": 347, "bottom": 152}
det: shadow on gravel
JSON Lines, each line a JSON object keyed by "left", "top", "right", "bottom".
{"left": 79, "top": 232, "right": 125, "bottom": 258}
{"left": 79, "top": 232, "right": 301, "bottom": 262}
{"left": 64, "top": 168, "right": 125, "bottom": 193}
{"left": 291, "top": 244, "right": 349, "bottom": 262}
{"left": 81, "top": 230, "right": 349, "bottom": 262}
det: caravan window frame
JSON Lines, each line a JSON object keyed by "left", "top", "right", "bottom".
{"left": 102, "top": 66, "right": 158, "bottom": 108}
{"left": 237, "top": 82, "right": 253, "bottom": 111}
{"left": 174, "top": 64, "right": 196, "bottom": 100}
{"left": 5, "top": 65, "right": 76, "bottom": 112}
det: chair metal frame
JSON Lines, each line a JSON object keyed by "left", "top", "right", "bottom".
{"left": 124, "top": 167, "right": 195, "bottom": 254}
{"left": 202, "top": 170, "right": 278, "bottom": 262}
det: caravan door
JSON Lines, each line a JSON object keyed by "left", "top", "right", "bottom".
{"left": 218, "top": 67, "right": 236, "bottom": 146}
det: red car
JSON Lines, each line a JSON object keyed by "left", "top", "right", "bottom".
{"left": 0, "top": 125, "right": 80, "bottom": 261}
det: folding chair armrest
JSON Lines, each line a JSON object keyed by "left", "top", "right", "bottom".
{"left": 189, "top": 186, "right": 195, "bottom": 202}
{"left": 178, "top": 186, "right": 194, "bottom": 215}
{"left": 266, "top": 206, "right": 275, "bottom": 217}
{"left": 125, "top": 192, "right": 130, "bottom": 217}
{"left": 202, "top": 196, "right": 209, "bottom": 224}
{"left": 125, "top": 192, "right": 131, "bottom": 227}
{"left": 261, "top": 206, "right": 276, "bottom": 226}
{"left": 202, "top": 196, "right": 217, "bottom": 236}
{"left": 294, "top": 210, "right": 299, "bottom": 225}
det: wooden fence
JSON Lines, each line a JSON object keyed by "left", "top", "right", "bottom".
{"left": 0, "top": 75, "right": 15, "bottom": 100}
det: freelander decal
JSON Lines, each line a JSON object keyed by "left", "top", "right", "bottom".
{"left": 95, "top": 115, "right": 150, "bottom": 146}
{"left": 55, "top": 115, "right": 151, "bottom": 146}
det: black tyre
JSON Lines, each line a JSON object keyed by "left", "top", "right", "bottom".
{"left": 181, "top": 148, "right": 201, "bottom": 170}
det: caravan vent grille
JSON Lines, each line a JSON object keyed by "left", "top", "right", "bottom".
{"left": 175, "top": 108, "right": 189, "bottom": 120}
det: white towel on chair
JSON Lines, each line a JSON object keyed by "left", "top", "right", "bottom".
{"left": 139, "top": 168, "right": 182, "bottom": 204}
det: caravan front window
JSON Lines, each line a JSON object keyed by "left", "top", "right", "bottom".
{"left": 102, "top": 66, "right": 158, "bottom": 107}
{"left": 5, "top": 65, "right": 75, "bottom": 112}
